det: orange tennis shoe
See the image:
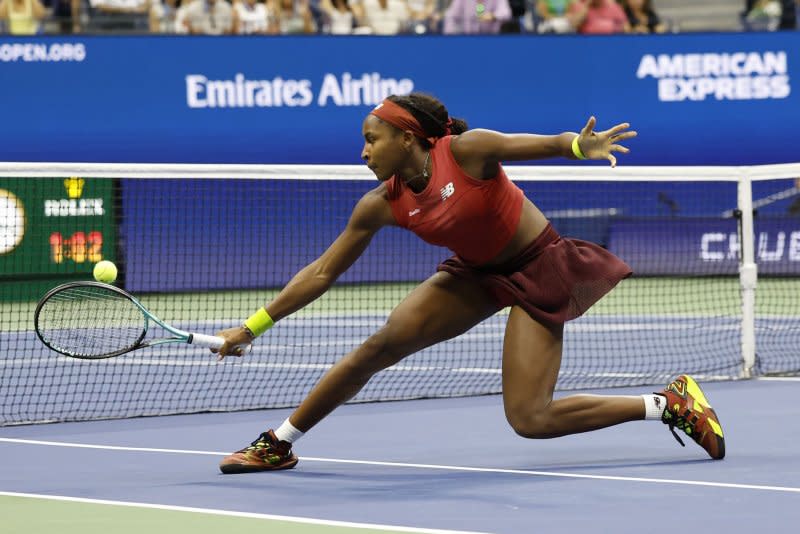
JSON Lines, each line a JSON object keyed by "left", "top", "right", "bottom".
{"left": 658, "top": 375, "right": 725, "bottom": 460}
{"left": 219, "top": 430, "right": 299, "bottom": 474}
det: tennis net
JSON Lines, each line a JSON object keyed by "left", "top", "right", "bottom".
{"left": 2, "top": 162, "right": 800, "bottom": 425}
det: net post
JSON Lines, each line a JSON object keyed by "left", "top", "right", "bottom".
{"left": 737, "top": 170, "right": 757, "bottom": 379}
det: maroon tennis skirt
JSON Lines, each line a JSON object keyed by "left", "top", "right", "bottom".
{"left": 437, "top": 224, "right": 632, "bottom": 326}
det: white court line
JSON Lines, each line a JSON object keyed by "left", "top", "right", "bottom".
{"left": 758, "top": 377, "right": 800, "bottom": 382}
{"left": 0, "top": 491, "right": 487, "bottom": 534}
{"left": 0, "top": 438, "right": 798, "bottom": 494}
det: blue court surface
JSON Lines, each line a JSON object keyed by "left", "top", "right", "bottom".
{"left": 1, "top": 378, "right": 799, "bottom": 533}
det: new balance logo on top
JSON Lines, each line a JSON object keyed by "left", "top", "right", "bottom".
{"left": 440, "top": 182, "right": 455, "bottom": 201}
{"left": 408, "top": 208, "right": 421, "bottom": 216}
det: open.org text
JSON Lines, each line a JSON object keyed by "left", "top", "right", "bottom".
{"left": 0, "top": 42, "right": 86, "bottom": 62}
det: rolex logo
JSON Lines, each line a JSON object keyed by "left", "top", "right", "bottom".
{"left": 64, "top": 177, "right": 85, "bottom": 199}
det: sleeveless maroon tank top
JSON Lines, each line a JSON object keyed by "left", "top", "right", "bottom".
{"left": 386, "top": 136, "right": 524, "bottom": 265}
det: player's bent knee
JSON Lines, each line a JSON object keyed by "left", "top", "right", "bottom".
{"left": 506, "top": 408, "right": 559, "bottom": 439}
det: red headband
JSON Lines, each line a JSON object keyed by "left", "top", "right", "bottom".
{"left": 370, "top": 99, "right": 451, "bottom": 144}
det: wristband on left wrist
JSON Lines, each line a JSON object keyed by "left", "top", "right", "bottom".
{"left": 571, "top": 135, "right": 587, "bottom": 160}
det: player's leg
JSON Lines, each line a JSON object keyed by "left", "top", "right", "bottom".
{"left": 290, "top": 271, "right": 498, "bottom": 431}
{"left": 501, "top": 306, "right": 725, "bottom": 459}
{"left": 220, "top": 271, "right": 498, "bottom": 473}
{"left": 501, "top": 305, "right": 645, "bottom": 439}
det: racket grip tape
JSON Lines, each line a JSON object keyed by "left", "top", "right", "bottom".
{"left": 189, "top": 333, "right": 227, "bottom": 348}
{"left": 189, "top": 333, "right": 252, "bottom": 354}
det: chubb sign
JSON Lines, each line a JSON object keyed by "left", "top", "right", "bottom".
{"left": 637, "top": 51, "right": 790, "bottom": 102}
{"left": 701, "top": 230, "right": 800, "bottom": 263}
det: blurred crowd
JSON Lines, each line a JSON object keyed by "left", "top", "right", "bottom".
{"left": 0, "top": 0, "right": 797, "bottom": 35}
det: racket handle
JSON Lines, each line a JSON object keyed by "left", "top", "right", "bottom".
{"left": 189, "top": 333, "right": 226, "bottom": 348}
{"left": 189, "top": 332, "right": 252, "bottom": 354}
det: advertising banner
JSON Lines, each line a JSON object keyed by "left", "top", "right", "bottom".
{"left": 608, "top": 217, "right": 800, "bottom": 276}
{"left": 0, "top": 33, "right": 797, "bottom": 165}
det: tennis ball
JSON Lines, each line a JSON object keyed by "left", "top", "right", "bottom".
{"left": 93, "top": 260, "right": 118, "bottom": 283}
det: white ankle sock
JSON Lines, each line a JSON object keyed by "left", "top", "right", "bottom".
{"left": 642, "top": 394, "right": 667, "bottom": 420}
{"left": 274, "top": 419, "right": 305, "bottom": 444}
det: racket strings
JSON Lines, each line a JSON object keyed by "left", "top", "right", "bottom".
{"left": 36, "top": 286, "right": 146, "bottom": 358}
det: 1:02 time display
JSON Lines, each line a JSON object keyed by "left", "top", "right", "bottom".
{"left": 49, "top": 231, "right": 103, "bottom": 264}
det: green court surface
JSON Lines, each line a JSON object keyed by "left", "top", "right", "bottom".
{"left": 3, "top": 494, "right": 466, "bottom": 534}
{"left": 3, "top": 277, "right": 800, "bottom": 332}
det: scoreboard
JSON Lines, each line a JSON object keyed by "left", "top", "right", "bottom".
{"left": 0, "top": 177, "right": 117, "bottom": 301}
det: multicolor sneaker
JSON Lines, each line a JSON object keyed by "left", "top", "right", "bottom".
{"left": 658, "top": 375, "right": 725, "bottom": 460}
{"left": 219, "top": 430, "right": 299, "bottom": 474}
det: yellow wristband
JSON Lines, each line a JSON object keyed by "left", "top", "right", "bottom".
{"left": 244, "top": 307, "right": 274, "bottom": 338}
{"left": 571, "top": 135, "right": 587, "bottom": 160}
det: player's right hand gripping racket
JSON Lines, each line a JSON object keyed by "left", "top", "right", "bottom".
{"left": 34, "top": 281, "right": 246, "bottom": 359}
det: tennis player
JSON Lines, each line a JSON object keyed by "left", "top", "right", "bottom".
{"left": 214, "top": 93, "right": 725, "bottom": 473}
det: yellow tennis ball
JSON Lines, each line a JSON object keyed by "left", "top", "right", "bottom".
{"left": 93, "top": 260, "right": 118, "bottom": 283}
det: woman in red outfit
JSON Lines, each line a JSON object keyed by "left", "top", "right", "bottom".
{"left": 215, "top": 93, "right": 724, "bottom": 473}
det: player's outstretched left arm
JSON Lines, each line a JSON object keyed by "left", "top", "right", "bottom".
{"left": 452, "top": 116, "right": 637, "bottom": 169}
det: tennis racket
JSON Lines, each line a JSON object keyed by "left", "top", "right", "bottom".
{"left": 34, "top": 281, "right": 246, "bottom": 359}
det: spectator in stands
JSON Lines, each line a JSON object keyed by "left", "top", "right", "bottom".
{"left": 795, "top": 0, "right": 799, "bottom": 28}
{"left": 88, "top": 0, "right": 150, "bottom": 32}
{"left": 149, "top": 0, "right": 179, "bottom": 31}
{"left": 620, "top": 0, "right": 666, "bottom": 33}
{"left": 173, "top": 0, "right": 189, "bottom": 30}
{"left": 567, "top": 0, "right": 628, "bottom": 34}
{"left": 744, "top": 0, "right": 782, "bottom": 30}
{"left": 182, "top": 0, "right": 234, "bottom": 33}
{"left": 361, "top": 0, "right": 408, "bottom": 34}
{"left": 233, "top": 0, "right": 274, "bottom": 33}
{"left": 42, "top": 0, "right": 81, "bottom": 33}
{"left": 535, "top": 0, "right": 575, "bottom": 33}
{"left": 746, "top": 0, "right": 796, "bottom": 29}
{"left": 775, "top": 0, "right": 795, "bottom": 29}
{"left": 442, "top": 0, "right": 511, "bottom": 34}
{"left": 276, "top": 0, "right": 315, "bottom": 33}
{"left": 407, "top": 0, "right": 436, "bottom": 33}
{"left": 503, "top": 0, "right": 526, "bottom": 32}
{"left": 319, "top": 0, "right": 354, "bottom": 33}
{"left": 344, "top": 0, "right": 363, "bottom": 24}
{"left": 0, "top": 0, "right": 46, "bottom": 33}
